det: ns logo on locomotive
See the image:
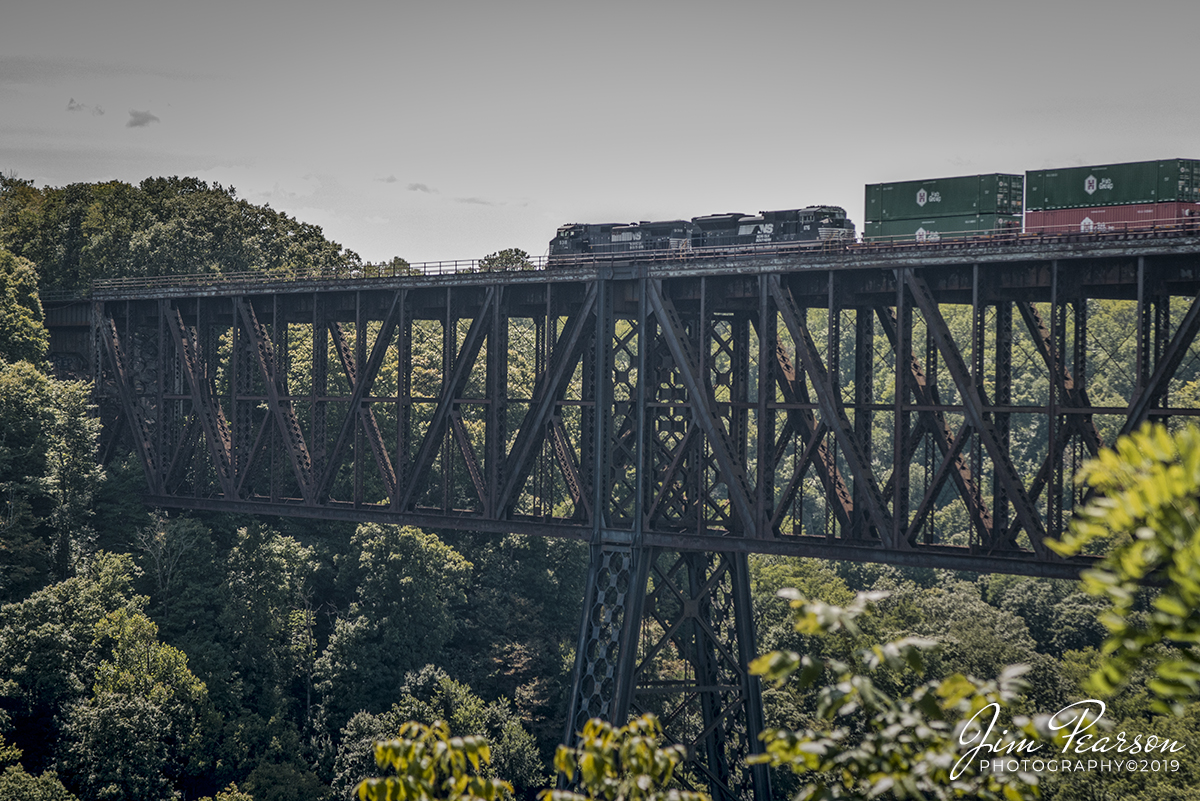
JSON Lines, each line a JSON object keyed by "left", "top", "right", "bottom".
{"left": 549, "top": 206, "right": 855, "bottom": 259}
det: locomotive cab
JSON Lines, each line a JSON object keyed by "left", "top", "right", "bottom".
{"left": 550, "top": 222, "right": 624, "bottom": 257}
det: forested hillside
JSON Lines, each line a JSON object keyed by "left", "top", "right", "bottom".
{"left": 0, "top": 176, "right": 361, "bottom": 292}
{"left": 0, "top": 177, "right": 1196, "bottom": 801}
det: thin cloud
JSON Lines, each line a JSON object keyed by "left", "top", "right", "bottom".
{"left": 127, "top": 110, "right": 160, "bottom": 128}
{"left": 2, "top": 56, "right": 202, "bottom": 85}
{"left": 408, "top": 183, "right": 436, "bottom": 193}
{"left": 377, "top": 175, "right": 398, "bottom": 183}
{"left": 66, "top": 98, "right": 104, "bottom": 116}
{"left": 455, "top": 196, "right": 496, "bottom": 206}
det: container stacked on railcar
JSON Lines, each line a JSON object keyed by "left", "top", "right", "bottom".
{"left": 1024, "top": 159, "right": 1200, "bottom": 234}
{"left": 863, "top": 173, "right": 1023, "bottom": 242}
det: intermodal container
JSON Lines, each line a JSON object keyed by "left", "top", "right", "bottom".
{"left": 863, "top": 215, "right": 1022, "bottom": 242}
{"left": 1023, "top": 202, "right": 1200, "bottom": 234}
{"left": 1025, "top": 159, "right": 1200, "bottom": 211}
{"left": 864, "top": 174, "right": 1023, "bottom": 222}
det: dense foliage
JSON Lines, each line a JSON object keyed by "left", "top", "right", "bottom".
{"left": 1051, "top": 423, "right": 1200, "bottom": 713}
{"left": 542, "top": 714, "right": 707, "bottom": 801}
{"left": 0, "top": 176, "right": 363, "bottom": 291}
{"left": 752, "top": 590, "right": 1043, "bottom": 800}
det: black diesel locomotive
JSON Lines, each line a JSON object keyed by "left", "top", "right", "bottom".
{"left": 549, "top": 205, "right": 854, "bottom": 259}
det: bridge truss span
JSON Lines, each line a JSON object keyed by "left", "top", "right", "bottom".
{"left": 74, "top": 237, "right": 1200, "bottom": 800}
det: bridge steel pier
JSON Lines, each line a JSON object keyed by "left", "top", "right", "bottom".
{"left": 55, "top": 236, "right": 1200, "bottom": 801}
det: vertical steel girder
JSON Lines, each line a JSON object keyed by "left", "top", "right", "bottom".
{"left": 769, "top": 275, "right": 895, "bottom": 544}
{"left": 399, "top": 286, "right": 500, "bottom": 511}
{"left": 498, "top": 282, "right": 598, "bottom": 516}
{"left": 646, "top": 279, "right": 757, "bottom": 537}
{"left": 95, "top": 308, "right": 160, "bottom": 492}
{"left": 324, "top": 305, "right": 401, "bottom": 501}
{"left": 852, "top": 308, "right": 874, "bottom": 540}
{"left": 165, "top": 305, "right": 235, "bottom": 497}
{"left": 993, "top": 300, "right": 1013, "bottom": 533}
{"left": 486, "top": 288, "right": 508, "bottom": 516}
{"left": 900, "top": 269, "right": 1051, "bottom": 558}
{"left": 237, "top": 298, "right": 317, "bottom": 503}
{"left": 875, "top": 307, "right": 993, "bottom": 548}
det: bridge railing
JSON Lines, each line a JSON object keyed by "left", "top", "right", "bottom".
{"left": 86, "top": 256, "right": 556, "bottom": 292}
{"left": 66, "top": 216, "right": 1200, "bottom": 297}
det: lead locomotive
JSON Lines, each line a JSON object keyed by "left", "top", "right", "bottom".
{"left": 549, "top": 205, "right": 854, "bottom": 260}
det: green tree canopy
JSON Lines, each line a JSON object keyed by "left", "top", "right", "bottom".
{"left": 357, "top": 719, "right": 510, "bottom": 801}
{"left": 333, "top": 666, "right": 544, "bottom": 799}
{"left": 1050, "top": 422, "right": 1200, "bottom": 713}
{"left": 0, "top": 248, "right": 47, "bottom": 363}
{"left": 0, "top": 176, "right": 360, "bottom": 291}
{"left": 477, "top": 248, "right": 533, "bottom": 272}
{"left": 0, "top": 733, "right": 76, "bottom": 801}
{"left": 315, "top": 524, "right": 473, "bottom": 729}
{"left": 750, "top": 590, "right": 1043, "bottom": 801}
{"left": 542, "top": 714, "right": 708, "bottom": 801}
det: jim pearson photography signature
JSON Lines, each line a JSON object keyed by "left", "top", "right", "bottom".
{"left": 952, "top": 700, "right": 1187, "bottom": 779}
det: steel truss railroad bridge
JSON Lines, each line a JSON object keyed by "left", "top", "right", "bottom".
{"left": 45, "top": 233, "right": 1200, "bottom": 800}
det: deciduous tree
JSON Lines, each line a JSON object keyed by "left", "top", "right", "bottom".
{"left": 1049, "top": 422, "right": 1200, "bottom": 713}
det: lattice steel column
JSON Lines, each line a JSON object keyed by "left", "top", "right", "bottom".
{"left": 564, "top": 543, "right": 652, "bottom": 735}
{"left": 628, "top": 549, "right": 769, "bottom": 801}
{"left": 566, "top": 278, "right": 769, "bottom": 801}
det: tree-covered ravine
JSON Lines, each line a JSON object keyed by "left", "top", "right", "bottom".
{"left": 2, "top": 176, "right": 1198, "bottom": 801}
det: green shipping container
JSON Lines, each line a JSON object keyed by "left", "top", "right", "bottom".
{"left": 864, "top": 215, "right": 1022, "bottom": 242}
{"left": 864, "top": 174, "right": 1023, "bottom": 222}
{"left": 1025, "top": 159, "right": 1200, "bottom": 211}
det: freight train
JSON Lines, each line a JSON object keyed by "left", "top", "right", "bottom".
{"left": 549, "top": 206, "right": 855, "bottom": 258}
{"left": 547, "top": 158, "right": 1200, "bottom": 262}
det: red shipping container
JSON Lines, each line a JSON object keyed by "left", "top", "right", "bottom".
{"left": 1024, "top": 202, "right": 1200, "bottom": 234}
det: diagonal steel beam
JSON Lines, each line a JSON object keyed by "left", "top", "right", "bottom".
{"left": 901, "top": 269, "right": 1051, "bottom": 558}
{"left": 768, "top": 276, "right": 894, "bottom": 545}
{"left": 236, "top": 298, "right": 316, "bottom": 504}
{"left": 550, "top": 414, "right": 591, "bottom": 519}
{"left": 497, "top": 283, "right": 597, "bottom": 515}
{"left": 235, "top": 412, "right": 272, "bottom": 499}
{"left": 166, "top": 307, "right": 235, "bottom": 498}
{"left": 449, "top": 411, "right": 488, "bottom": 513}
{"left": 771, "top": 341, "right": 853, "bottom": 532}
{"left": 399, "top": 286, "right": 499, "bottom": 511}
{"left": 322, "top": 300, "right": 401, "bottom": 501}
{"left": 163, "top": 413, "right": 199, "bottom": 493}
{"left": 1122, "top": 289, "right": 1200, "bottom": 435}
{"left": 875, "top": 307, "right": 993, "bottom": 546}
{"left": 904, "top": 423, "right": 971, "bottom": 545}
{"left": 96, "top": 310, "right": 160, "bottom": 494}
{"left": 768, "top": 418, "right": 831, "bottom": 533}
{"left": 646, "top": 280, "right": 758, "bottom": 537}
{"left": 1016, "top": 301, "right": 1103, "bottom": 455}
{"left": 646, "top": 422, "right": 698, "bottom": 524}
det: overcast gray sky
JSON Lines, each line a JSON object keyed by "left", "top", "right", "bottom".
{"left": 2, "top": 0, "right": 1197, "bottom": 264}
